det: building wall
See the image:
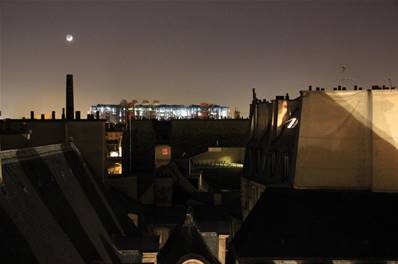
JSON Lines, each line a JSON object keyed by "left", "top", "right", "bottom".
{"left": 295, "top": 90, "right": 398, "bottom": 191}
{"left": 128, "top": 119, "right": 249, "bottom": 173}
{"left": 170, "top": 120, "right": 249, "bottom": 158}
{"left": 217, "top": 234, "right": 229, "bottom": 264}
{"left": 67, "top": 121, "right": 105, "bottom": 181}
{"left": 241, "top": 177, "right": 265, "bottom": 219}
{"left": 0, "top": 121, "right": 66, "bottom": 149}
{"left": 295, "top": 91, "right": 371, "bottom": 189}
{"left": 0, "top": 120, "right": 106, "bottom": 181}
{"left": 106, "top": 176, "right": 138, "bottom": 200}
{"left": 130, "top": 120, "right": 156, "bottom": 172}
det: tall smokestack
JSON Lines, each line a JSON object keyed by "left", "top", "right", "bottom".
{"left": 66, "top": 74, "right": 74, "bottom": 120}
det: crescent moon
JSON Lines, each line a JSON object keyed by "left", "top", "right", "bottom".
{"left": 66, "top": 34, "right": 74, "bottom": 42}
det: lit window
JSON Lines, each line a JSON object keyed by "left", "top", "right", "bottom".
{"left": 161, "top": 147, "right": 170, "bottom": 156}
{"left": 109, "top": 151, "right": 119, "bottom": 157}
{"left": 286, "top": 117, "right": 298, "bottom": 128}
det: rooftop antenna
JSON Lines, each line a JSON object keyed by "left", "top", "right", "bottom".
{"left": 388, "top": 78, "right": 393, "bottom": 88}
{"left": 338, "top": 64, "right": 353, "bottom": 87}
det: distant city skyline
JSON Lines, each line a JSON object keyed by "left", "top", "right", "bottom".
{"left": 1, "top": 0, "right": 398, "bottom": 118}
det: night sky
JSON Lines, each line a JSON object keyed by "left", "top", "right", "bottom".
{"left": 1, "top": 0, "right": 398, "bottom": 118}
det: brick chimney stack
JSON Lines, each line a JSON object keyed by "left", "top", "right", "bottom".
{"left": 66, "top": 74, "right": 74, "bottom": 120}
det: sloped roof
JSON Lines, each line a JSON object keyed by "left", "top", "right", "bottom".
{"left": 161, "top": 162, "right": 198, "bottom": 193}
{"left": 157, "top": 211, "right": 221, "bottom": 264}
{"left": 232, "top": 188, "right": 398, "bottom": 262}
{"left": 0, "top": 143, "right": 140, "bottom": 263}
{"left": 102, "top": 185, "right": 143, "bottom": 236}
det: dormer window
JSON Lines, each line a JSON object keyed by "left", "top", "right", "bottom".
{"left": 286, "top": 117, "right": 298, "bottom": 129}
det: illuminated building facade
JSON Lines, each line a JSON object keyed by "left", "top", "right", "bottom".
{"left": 90, "top": 104, "right": 126, "bottom": 123}
{"left": 90, "top": 101, "right": 229, "bottom": 123}
{"left": 233, "top": 85, "right": 398, "bottom": 264}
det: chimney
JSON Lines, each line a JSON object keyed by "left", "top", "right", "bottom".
{"left": 66, "top": 74, "right": 74, "bottom": 120}
{"left": 30, "top": 111, "right": 35, "bottom": 120}
{"left": 52, "top": 111, "right": 56, "bottom": 119}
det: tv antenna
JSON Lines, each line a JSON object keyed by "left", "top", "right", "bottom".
{"left": 339, "top": 64, "right": 353, "bottom": 87}
{"left": 388, "top": 78, "right": 393, "bottom": 88}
